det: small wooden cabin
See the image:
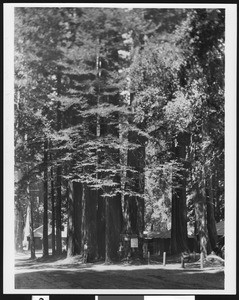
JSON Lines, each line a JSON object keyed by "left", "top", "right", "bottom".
{"left": 27, "top": 224, "right": 67, "bottom": 250}
{"left": 144, "top": 229, "right": 197, "bottom": 255}
{"left": 144, "top": 230, "right": 171, "bottom": 255}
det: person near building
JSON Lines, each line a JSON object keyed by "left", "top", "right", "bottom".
{"left": 118, "top": 242, "right": 124, "bottom": 261}
{"left": 83, "top": 241, "right": 88, "bottom": 263}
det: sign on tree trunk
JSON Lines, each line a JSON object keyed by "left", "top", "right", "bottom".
{"left": 131, "top": 237, "right": 138, "bottom": 248}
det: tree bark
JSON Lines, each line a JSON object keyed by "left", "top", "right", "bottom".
{"left": 15, "top": 206, "right": 24, "bottom": 251}
{"left": 56, "top": 164, "right": 62, "bottom": 255}
{"left": 43, "top": 140, "right": 49, "bottom": 257}
{"left": 73, "top": 182, "right": 83, "bottom": 254}
{"left": 67, "top": 180, "right": 74, "bottom": 257}
{"left": 105, "top": 197, "right": 111, "bottom": 263}
{"left": 206, "top": 174, "right": 218, "bottom": 252}
{"left": 27, "top": 179, "right": 36, "bottom": 259}
{"left": 97, "top": 189, "right": 105, "bottom": 259}
{"left": 67, "top": 180, "right": 83, "bottom": 257}
{"left": 124, "top": 129, "right": 145, "bottom": 258}
{"left": 80, "top": 183, "right": 98, "bottom": 261}
{"left": 81, "top": 182, "right": 88, "bottom": 252}
{"left": 50, "top": 162, "right": 56, "bottom": 256}
{"left": 55, "top": 72, "right": 62, "bottom": 256}
{"left": 194, "top": 167, "right": 209, "bottom": 257}
{"left": 171, "top": 132, "right": 189, "bottom": 254}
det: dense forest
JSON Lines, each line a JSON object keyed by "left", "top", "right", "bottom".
{"left": 14, "top": 7, "right": 225, "bottom": 262}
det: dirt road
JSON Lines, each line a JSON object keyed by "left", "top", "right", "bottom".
{"left": 15, "top": 252, "right": 224, "bottom": 290}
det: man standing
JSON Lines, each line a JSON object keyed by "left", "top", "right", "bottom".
{"left": 83, "top": 242, "right": 88, "bottom": 263}
{"left": 118, "top": 242, "right": 124, "bottom": 261}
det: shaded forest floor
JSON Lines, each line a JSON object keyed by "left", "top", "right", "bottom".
{"left": 15, "top": 251, "right": 224, "bottom": 290}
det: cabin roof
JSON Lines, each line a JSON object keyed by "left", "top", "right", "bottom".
{"left": 27, "top": 224, "right": 67, "bottom": 238}
{"left": 146, "top": 230, "right": 171, "bottom": 239}
{"left": 144, "top": 229, "right": 195, "bottom": 240}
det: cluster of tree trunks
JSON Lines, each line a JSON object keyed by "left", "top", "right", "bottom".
{"left": 67, "top": 180, "right": 121, "bottom": 261}
{"left": 67, "top": 131, "right": 145, "bottom": 261}
{"left": 171, "top": 131, "right": 218, "bottom": 256}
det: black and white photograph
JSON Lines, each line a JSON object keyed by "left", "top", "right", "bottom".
{"left": 3, "top": 3, "right": 237, "bottom": 295}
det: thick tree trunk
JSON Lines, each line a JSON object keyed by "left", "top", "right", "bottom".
{"left": 104, "top": 97, "right": 123, "bottom": 262}
{"left": 80, "top": 183, "right": 98, "bottom": 261}
{"left": 87, "top": 188, "right": 98, "bottom": 260}
{"left": 29, "top": 199, "right": 36, "bottom": 259}
{"left": 67, "top": 180, "right": 74, "bottom": 257}
{"left": 171, "top": 132, "right": 189, "bottom": 254}
{"left": 206, "top": 175, "right": 218, "bottom": 252}
{"left": 97, "top": 189, "right": 105, "bottom": 260}
{"left": 73, "top": 182, "right": 83, "bottom": 254}
{"left": 26, "top": 178, "right": 36, "bottom": 259}
{"left": 67, "top": 181, "right": 83, "bottom": 257}
{"left": 50, "top": 163, "right": 56, "bottom": 256}
{"left": 15, "top": 206, "right": 24, "bottom": 251}
{"left": 55, "top": 72, "right": 62, "bottom": 255}
{"left": 81, "top": 183, "right": 89, "bottom": 253}
{"left": 27, "top": 179, "right": 36, "bottom": 259}
{"left": 126, "top": 130, "right": 145, "bottom": 234}
{"left": 124, "top": 129, "right": 145, "bottom": 257}
{"left": 119, "top": 112, "right": 128, "bottom": 234}
{"left": 105, "top": 197, "right": 111, "bottom": 263}
{"left": 104, "top": 190, "right": 122, "bottom": 263}
{"left": 56, "top": 164, "right": 62, "bottom": 255}
{"left": 194, "top": 167, "right": 209, "bottom": 257}
{"left": 43, "top": 140, "right": 49, "bottom": 257}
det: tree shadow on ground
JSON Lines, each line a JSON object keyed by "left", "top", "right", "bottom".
{"left": 15, "top": 266, "right": 224, "bottom": 290}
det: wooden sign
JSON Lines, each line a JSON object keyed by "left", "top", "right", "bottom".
{"left": 131, "top": 237, "right": 138, "bottom": 248}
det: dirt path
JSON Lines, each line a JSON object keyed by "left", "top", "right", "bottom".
{"left": 15, "top": 252, "right": 224, "bottom": 290}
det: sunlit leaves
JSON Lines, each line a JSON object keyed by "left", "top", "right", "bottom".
{"left": 164, "top": 91, "right": 193, "bottom": 132}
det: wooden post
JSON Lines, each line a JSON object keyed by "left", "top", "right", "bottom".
{"left": 200, "top": 252, "right": 204, "bottom": 269}
{"left": 181, "top": 255, "right": 185, "bottom": 268}
{"left": 147, "top": 251, "right": 150, "bottom": 264}
{"left": 163, "top": 252, "right": 166, "bottom": 266}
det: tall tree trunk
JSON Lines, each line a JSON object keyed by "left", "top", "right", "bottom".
{"left": 67, "top": 180, "right": 83, "bottom": 257}
{"left": 43, "top": 140, "right": 49, "bottom": 257}
{"left": 104, "top": 187, "right": 122, "bottom": 263}
{"left": 109, "top": 191, "right": 123, "bottom": 261}
{"left": 67, "top": 180, "right": 74, "bottom": 257}
{"left": 56, "top": 72, "right": 62, "bottom": 255}
{"left": 87, "top": 188, "right": 98, "bottom": 260}
{"left": 56, "top": 163, "right": 62, "bottom": 255}
{"left": 80, "top": 182, "right": 98, "bottom": 261}
{"left": 119, "top": 113, "right": 129, "bottom": 235}
{"left": 15, "top": 206, "right": 24, "bottom": 251}
{"left": 105, "top": 197, "right": 111, "bottom": 263}
{"left": 171, "top": 132, "right": 189, "bottom": 254}
{"left": 95, "top": 44, "right": 105, "bottom": 260}
{"left": 194, "top": 166, "right": 209, "bottom": 257}
{"left": 103, "top": 93, "right": 123, "bottom": 262}
{"left": 206, "top": 174, "right": 218, "bottom": 252}
{"left": 97, "top": 189, "right": 105, "bottom": 260}
{"left": 125, "top": 130, "right": 145, "bottom": 235}
{"left": 73, "top": 182, "right": 83, "bottom": 254}
{"left": 50, "top": 162, "right": 56, "bottom": 256}
{"left": 195, "top": 118, "right": 211, "bottom": 257}
{"left": 124, "top": 128, "right": 145, "bottom": 257}
{"left": 27, "top": 179, "right": 36, "bottom": 259}
{"left": 81, "top": 182, "right": 88, "bottom": 252}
